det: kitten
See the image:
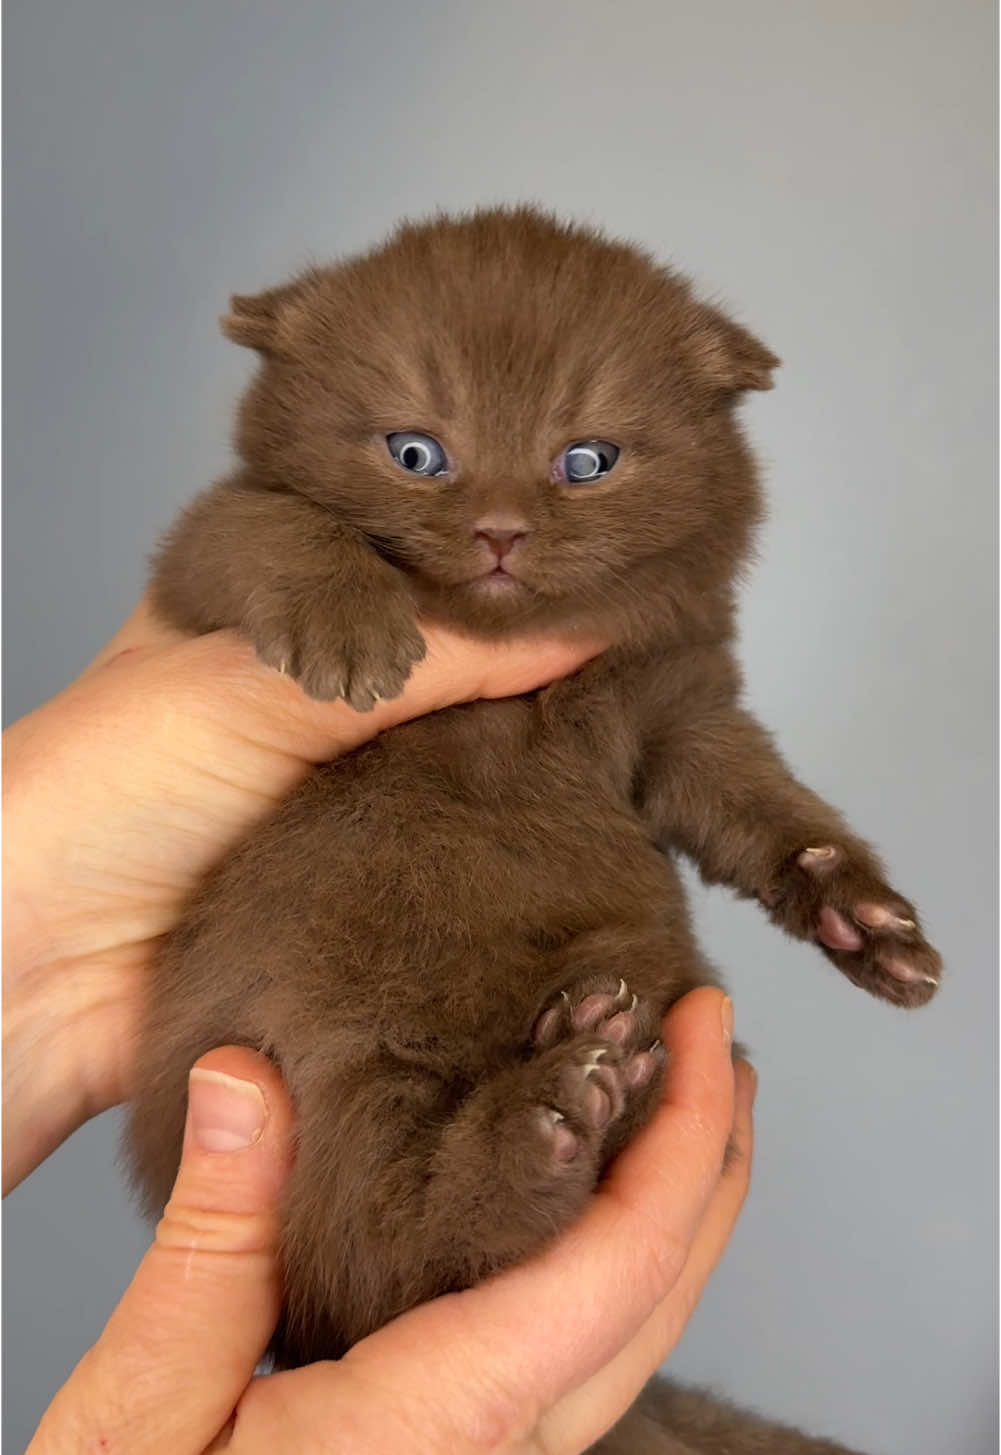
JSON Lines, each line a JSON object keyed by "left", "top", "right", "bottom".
{"left": 128, "top": 207, "right": 939, "bottom": 1452}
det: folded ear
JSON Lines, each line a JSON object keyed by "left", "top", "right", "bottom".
{"left": 690, "top": 302, "right": 780, "bottom": 394}
{"left": 220, "top": 277, "right": 310, "bottom": 351}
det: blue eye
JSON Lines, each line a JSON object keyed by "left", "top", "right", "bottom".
{"left": 387, "top": 432, "right": 449, "bottom": 477}
{"left": 559, "top": 440, "right": 620, "bottom": 484}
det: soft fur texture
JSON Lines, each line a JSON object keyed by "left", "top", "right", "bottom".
{"left": 594, "top": 1379, "right": 864, "bottom": 1454}
{"left": 128, "top": 207, "right": 938, "bottom": 1450}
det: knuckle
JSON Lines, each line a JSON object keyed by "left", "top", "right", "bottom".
{"left": 156, "top": 1198, "right": 278, "bottom": 1257}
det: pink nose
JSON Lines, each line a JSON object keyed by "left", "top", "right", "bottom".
{"left": 474, "top": 516, "right": 530, "bottom": 561}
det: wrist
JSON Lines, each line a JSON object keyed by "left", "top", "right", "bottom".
{"left": 3, "top": 947, "right": 134, "bottom": 1192}
{"left": 2, "top": 752, "right": 133, "bottom": 1191}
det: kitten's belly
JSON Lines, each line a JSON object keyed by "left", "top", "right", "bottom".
{"left": 165, "top": 700, "right": 693, "bottom": 1066}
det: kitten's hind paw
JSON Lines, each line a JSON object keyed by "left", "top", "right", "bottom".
{"left": 777, "top": 844, "right": 942, "bottom": 1008}
{"left": 530, "top": 974, "right": 666, "bottom": 1165}
{"left": 423, "top": 978, "right": 666, "bottom": 1278}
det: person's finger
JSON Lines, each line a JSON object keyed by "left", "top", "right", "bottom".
{"left": 30, "top": 1048, "right": 294, "bottom": 1455}
{"left": 536, "top": 1057, "right": 756, "bottom": 1455}
{"left": 335, "top": 988, "right": 736, "bottom": 1447}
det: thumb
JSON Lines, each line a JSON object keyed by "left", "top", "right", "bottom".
{"left": 31, "top": 1048, "right": 294, "bottom": 1455}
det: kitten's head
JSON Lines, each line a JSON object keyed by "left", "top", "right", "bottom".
{"left": 224, "top": 207, "right": 777, "bottom": 644}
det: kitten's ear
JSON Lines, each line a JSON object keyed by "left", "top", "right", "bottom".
{"left": 220, "top": 279, "right": 308, "bottom": 352}
{"left": 690, "top": 303, "right": 780, "bottom": 394}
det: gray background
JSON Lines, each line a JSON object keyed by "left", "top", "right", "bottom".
{"left": 3, "top": 2, "right": 996, "bottom": 1452}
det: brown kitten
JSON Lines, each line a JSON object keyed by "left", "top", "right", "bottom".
{"left": 128, "top": 207, "right": 937, "bottom": 1451}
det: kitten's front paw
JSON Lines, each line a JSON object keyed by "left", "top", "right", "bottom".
{"left": 772, "top": 844, "right": 942, "bottom": 1007}
{"left": 248, "top": 588, "right": 426, "bottom": 709}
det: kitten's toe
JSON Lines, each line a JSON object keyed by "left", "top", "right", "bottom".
{"left": 816, "top": 906, "right": 865, "bottom": 952}
{"left": 531, "top": 1037, "right": 628, "bottom": 1171}
{"left": 623, "top": 1046, "right": 663, "bottom": 1089}
{"left": 249, "top": 601, "right": 426, "bottom": 707}
{"left": 538, "top": 1107, "right": 578, "bottom": 1164}
{"left": 876, "top": 944, "right": 941, "bottom": 990}
{"left": 337, "top": 628, "right": 428, "bottom": 711}
{"left": 533, "top": 973, "right": 662, "bottom": 1053}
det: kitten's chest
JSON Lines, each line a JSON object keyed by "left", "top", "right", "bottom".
{"left": 380, "top": 658, "right": 640, "bottom": 807}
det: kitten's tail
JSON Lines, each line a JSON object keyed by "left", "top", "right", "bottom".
{"left": 590, "top": 1377, "right": 868, "bottom": 1455}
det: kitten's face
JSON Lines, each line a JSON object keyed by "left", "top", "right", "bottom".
{"left": 226, "top": 209, "right": 777, "bottom": 638}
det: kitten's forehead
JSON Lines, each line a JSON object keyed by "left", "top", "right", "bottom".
{"left": 270, "top": 208, "right": 776, "bottom": 453}
{"left": 308, "top": 210, "right": 678, "bottom": 441}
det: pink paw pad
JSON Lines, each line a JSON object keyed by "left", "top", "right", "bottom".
{"left": 855, "top": 902, "right": 916, "bottom": 932}
{"left": 817, "top": 906, "right": 864, "bottom": 952}
{"left": 539, "top": 1108, "right": 578, "bottom": 1163}
{"left": 793, "top": 843, "right": 941, "bottom": 1001}
{"left": 878, "top": 955, "right": 939, "bottom": 987}
{"left": 532, "top": 977, "right": 666, "bottom": 1163}
{"left": 623, "top": 1048, "right": 661, "bottom": 1088}
{"left": 797, "top": 845, "right": 842, "bottom": 870}
{"left": 572, "top": 993, "right": 618, "bottom": 1030}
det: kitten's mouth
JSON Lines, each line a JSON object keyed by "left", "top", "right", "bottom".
{"left": 469, "top": 566, "right": 526, "bottom": 593}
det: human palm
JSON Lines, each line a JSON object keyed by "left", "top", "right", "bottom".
{"left": 2, "top": 597, "right": 600, "bottom": 1190}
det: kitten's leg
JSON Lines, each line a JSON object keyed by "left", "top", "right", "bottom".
{"left": 151, "top": 475, "right": 425, "bottom": 706}
{"left": 640, "top": 702, "right": 941, "bottom": 1007}
{"left": 275, "top": 996, "right": 667, "bottom": 1367}
{"left": 426, "top": 975, "right": 667, "bottom": 1256}
{"left": 421, "top": 911, "right": 724, "bottom": 1280}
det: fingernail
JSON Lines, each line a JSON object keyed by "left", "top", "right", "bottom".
{"left": 746, "top": 1062, "right": 758, "bottom": 1103}
{"left": 188, "top": 1068, "right": 267, "bottom": 1152}
{"left": 721, "top": 996, "right": 734, "bottom": 1050}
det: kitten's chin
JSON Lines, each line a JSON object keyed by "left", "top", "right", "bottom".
{"left": 410, "top": 568, "right": 554, "bottom": 636}
{"left": 456, "top": 570, "right": 540, "bottom": 628}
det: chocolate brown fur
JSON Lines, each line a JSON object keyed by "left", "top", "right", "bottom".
{"left": 128, "top": 207, "right": 936, "bottom": 1449}
{"left": 595, "top": 1379, "right": 865, "bottom": 1453}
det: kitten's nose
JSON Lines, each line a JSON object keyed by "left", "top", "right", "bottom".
{"left": 474, "top": 515, "right": 530, "bottom": 562}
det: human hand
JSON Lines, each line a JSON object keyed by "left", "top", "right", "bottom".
{"left": 2, "top": 599, "right": 602, "bottom": 1190}
{"left": 30, "top": 987, "right": 753, "bottom": 1455}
